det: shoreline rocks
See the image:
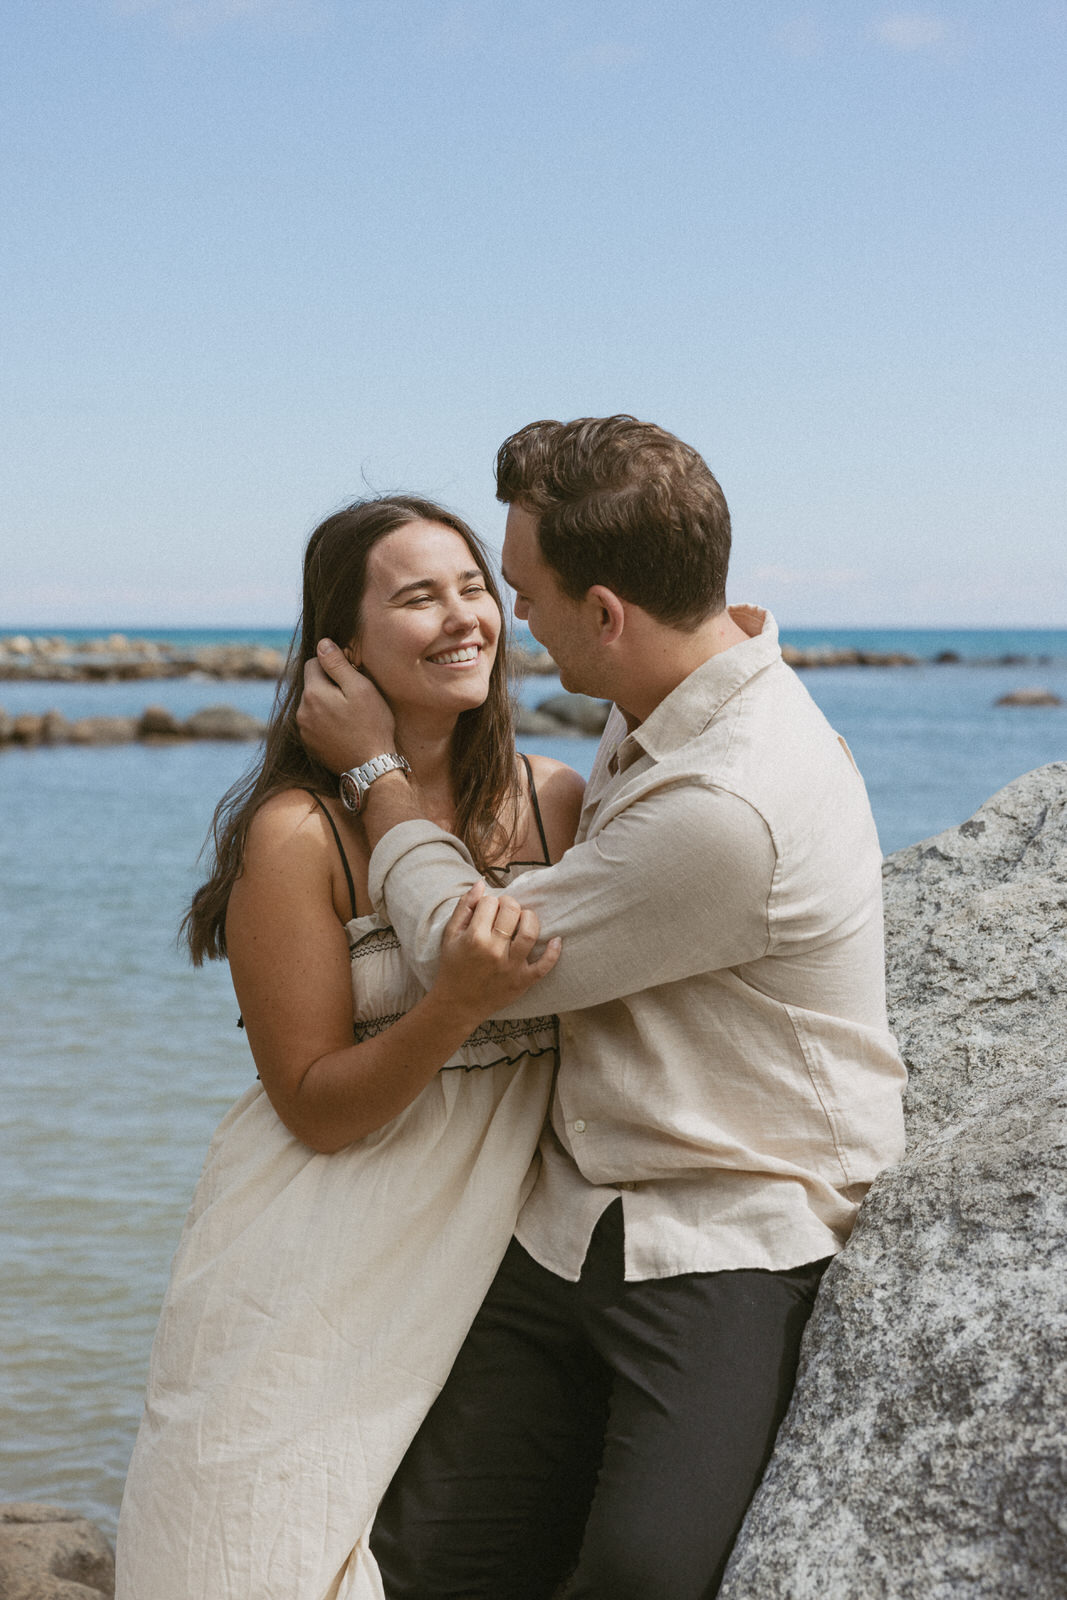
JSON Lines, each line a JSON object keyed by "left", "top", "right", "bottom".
{"left": 0, "top": 704, "right": 270, "bottom": 748}
{"left": 0, "top": 1502, "right": 115, "bottom": 1598}
{"left": 3, "top": 634, "right": 1064, "bottom": 685}
{"left": 0, "top": 634, "right": 286, "bottom": 683}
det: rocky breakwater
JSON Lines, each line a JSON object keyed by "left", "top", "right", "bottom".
{"left": 0, "top": 704, "right": 268, "bottom": 748}
{"left": 719, "top": 761, "right": 1067, "bottom": 1599}
{"left": 0, "top": 1503, "right": 114, "bottom": 1598}
{"left": 0, "top": 634, "right": 285, "bottom": 682}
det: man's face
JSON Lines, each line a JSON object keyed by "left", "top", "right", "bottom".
{"left": 501, "top": 504, "right": 590, "bottom": 693}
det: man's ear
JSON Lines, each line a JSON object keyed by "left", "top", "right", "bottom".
{"left": 343, "top": 641, "right": 361, "bottom": 669}
{"left": 586, "top": 585, "right": 626, "bottom": 645}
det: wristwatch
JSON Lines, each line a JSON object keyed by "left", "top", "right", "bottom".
{"left": 338, "top": 753, "right": 411, "bottom": 814}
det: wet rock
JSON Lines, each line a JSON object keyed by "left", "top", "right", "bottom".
{"left": 11, "top": 713, "right": 45, "bottom": 745}
{"left": 137, "top": 705, "right": 184, "bottom": 738}
{"left": 515, "top": 705, "right": 580, "bottom": 736}
{"left": 508, "top": 644, "right": 558, "bottom": 676}
{"left": 536, "top": 693, "right": 612, "bottom": 735}
{"left": 0, "top": 1502, "right": 114, "bottom": 1598}
{"left": 720, "top": 762, "right": 1067, "bottom": 1600}
{"left": 0, "top": 706, "right": 12, "bottom": 744}
{"left": 68, "top": 717, "right": 139, "bottom": 745}
{"left": 40, "top": 710, "right": 73, "bottom": 743}
{"left": 182, "top": 704, "right": 267, "bottom": 740}
{"left": 995, "top": 686, "right": 1063, "bottom": 707}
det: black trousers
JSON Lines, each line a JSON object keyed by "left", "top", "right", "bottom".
{"left": 371, "top": 1201, "right": 827, "bottom": 1600}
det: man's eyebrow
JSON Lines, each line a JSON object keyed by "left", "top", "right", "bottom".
{"left": 387, "top": 569, "right": 483, "bottom": 602}
{"left": 500, "top": 564, "right": 517, "bottom": 590}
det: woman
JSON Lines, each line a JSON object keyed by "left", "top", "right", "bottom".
{"left": 116, "top": 496, "right": 585, "bottom": 1600}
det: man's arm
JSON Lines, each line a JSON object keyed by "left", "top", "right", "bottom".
{"left": 299, "top": 638, "right": 776, "bottom": 1018}
{"left": 370, "top": 781, "right": 776, "bottom": 1019}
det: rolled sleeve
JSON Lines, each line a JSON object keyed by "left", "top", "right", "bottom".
{"left": 369, "top": 784, "right": 776, "bottom": 1018}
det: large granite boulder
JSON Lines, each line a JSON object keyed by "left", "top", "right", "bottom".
{"left": 0, "top": 1503, "right": 114, "bottom": 1598}
{"left": 719, "top": 762, "right": 1067, "bottom": 1599}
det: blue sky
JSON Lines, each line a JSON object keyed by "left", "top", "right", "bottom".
{"left": 3, "top": 0, "right": 1065, "bottom": 626}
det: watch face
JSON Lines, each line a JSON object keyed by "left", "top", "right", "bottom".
{"left": 339, "top": 773, "right": 362, "bottom": 813}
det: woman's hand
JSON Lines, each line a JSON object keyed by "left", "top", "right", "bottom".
{"left": 436, "top": 881, "right": 561, "bottom": 1019}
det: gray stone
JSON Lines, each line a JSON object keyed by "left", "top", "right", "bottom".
{"left": 536, "top": 693, "right": 612, "bottom": 734}
{"left": 39, "top": 711, "right": 73, "bottom": 744}
{"left": 137, "top": 705, "right": 183, "bottom": 738}
{"left": 515, "top": 705, "right": 581, "bottom": 736}
{"left": 0, "top": 1503, "right": 114, "bottom": 1598}
{"left": 720, "top": 762, "right": 1067, "bottom": 1600}
{"left": 67, "top": 717, "right": 138, "bottom": 746}
{"left": 0, "top": 705, "right": 13, "bottom": 744}
{"left": 995, "top": 686, "right": 1063, "bottom": 707}
{"left": 11, "top": 713, "right": 44, "bottom": 744}
{"left": 182, "top": 704, "right": 267, "bottom": 740}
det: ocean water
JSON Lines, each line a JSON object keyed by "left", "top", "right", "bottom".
{"left": 1, "top": 630, "right": 1066, "bottom": 1540}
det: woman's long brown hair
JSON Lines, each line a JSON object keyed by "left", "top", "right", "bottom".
{"left": 182, "top": 495, "right": 520, "bottom": 965}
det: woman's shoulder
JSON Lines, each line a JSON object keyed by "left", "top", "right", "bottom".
{"left": 520, "top": 754, "right": 586, "bottom": 862}
{"left": 243, "top": 788, "right": 339, "bottom": 866}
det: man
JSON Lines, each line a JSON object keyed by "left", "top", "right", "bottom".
{"left": 298, "top": 415, "right": 907, "bottom": 1599}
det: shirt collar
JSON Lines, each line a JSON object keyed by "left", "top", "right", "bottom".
{"left": 612, "top": 606, "right": 781, "bottom": 772}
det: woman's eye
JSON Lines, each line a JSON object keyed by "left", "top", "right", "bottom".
{"left": 406, "top": 595, "right": 434, "bottom": 606}
{"left": 463, "top": 585, "right": 486, "bottom": 597}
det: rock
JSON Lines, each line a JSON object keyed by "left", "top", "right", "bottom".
{"left": 67, "top": 717, "right": 138, "bottom": 745}
{"left": 0, "top": 1502, "right": 114, "bottom": 1598}
{"left": 508, "top": 644, "right": 558, "bottom": 676}
{"left": 535, "top": 693, "right": 612, "bottom": 735}
{"left": 515, "top": 705, "right": 580, "bottom": 736}
{"left": 935, "top": 649, "right": 962, "bottom": 664}
{"left": 40, "top": 710, "right": 73, "bottom": 744}
{"left": 137, "top": 705, "right": 183, "bottom": 738}
{"left": 0, "top": 705, "right": 14, "bottom": 744}
{"left": 995, "top": 686, "right": 1063, "bottom": 707}
{"left": 719, "top": 763, "right": 1067, "bottom": 1600}
{"left": 11, "top": 713, "right": 44, "bottom": 745}
{"left": 182, "top": 704, "right": 267, "bottom": 740}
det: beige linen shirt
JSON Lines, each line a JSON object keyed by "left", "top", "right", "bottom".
{"left": 369, "top": 607, "right": 907, "bottom": 1282}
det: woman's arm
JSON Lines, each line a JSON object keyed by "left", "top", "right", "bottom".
{"left": 225, "top": 792, "right": 559, "bottom": 1154}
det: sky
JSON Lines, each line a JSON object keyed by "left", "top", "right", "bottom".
{"left": 2, "top": 0, "right": 1065, "bottom": 628}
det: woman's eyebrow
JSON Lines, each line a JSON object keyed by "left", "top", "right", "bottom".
{"left": 387, "top": 569, "right": 483, "bottom": 602}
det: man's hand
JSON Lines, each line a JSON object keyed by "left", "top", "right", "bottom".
{"left": 297, "top": 640, "right": 398, "bottom": 775}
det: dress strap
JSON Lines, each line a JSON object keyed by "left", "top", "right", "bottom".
{"left": 307, "top": 791, "right": 358, "bottom": 920}
{"left": 519, "top": 753, "right": 551, "bottom": 865}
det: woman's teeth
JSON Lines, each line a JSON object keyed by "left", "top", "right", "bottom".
{"left": 429, "top": 646, "right": 480, "bottom": 665}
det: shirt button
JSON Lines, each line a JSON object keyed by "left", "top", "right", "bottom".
{"left": 573, "top": 1119, "right": 586, "bottom": 1134}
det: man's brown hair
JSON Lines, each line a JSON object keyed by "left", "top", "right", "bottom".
{"left": 495, "top": 415, "right": 731, "bottom": 628}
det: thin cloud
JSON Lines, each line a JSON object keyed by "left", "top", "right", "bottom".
{"left": 870, "top": 12, "right": 949, "bottom": 52}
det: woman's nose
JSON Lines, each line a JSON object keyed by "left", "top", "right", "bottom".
{"left": 444, "top": 595, "right": 478, "bottom": 631}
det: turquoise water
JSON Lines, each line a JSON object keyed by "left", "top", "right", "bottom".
{"left": 1, "top": 632, "right": 1066, "bottom": 1539}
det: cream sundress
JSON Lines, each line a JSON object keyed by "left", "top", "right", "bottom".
{"left": 116, "top": 797, "right": 556, "bottom": 1600}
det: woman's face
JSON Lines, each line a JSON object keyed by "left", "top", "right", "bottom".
{"left": 352, "top": 521, "right": 501, "bottom": 720}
